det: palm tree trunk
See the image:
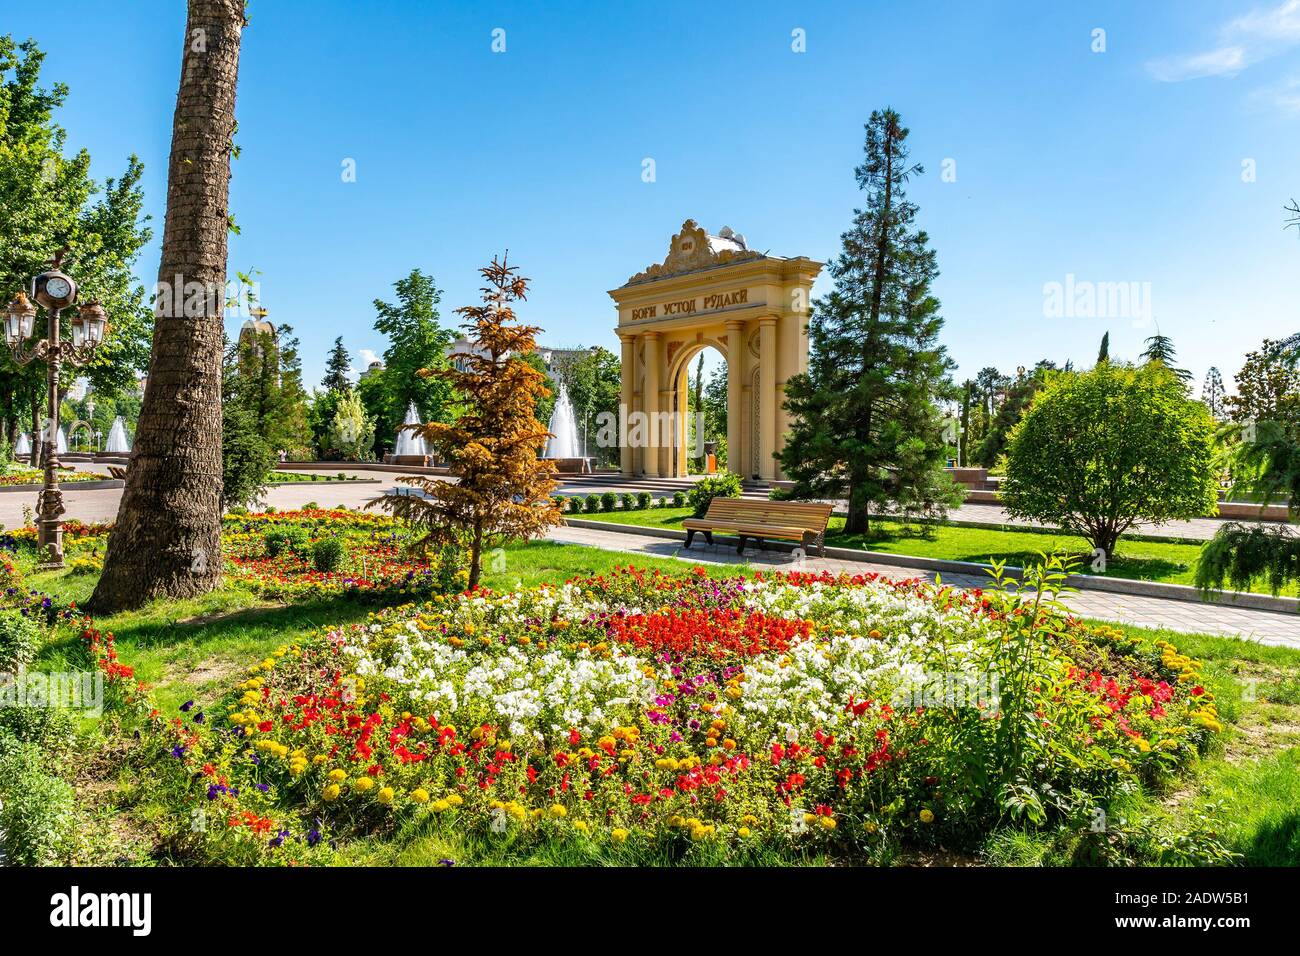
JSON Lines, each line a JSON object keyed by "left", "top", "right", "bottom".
{"left": 89, "top": 0, "right": 245, "bottom": 612}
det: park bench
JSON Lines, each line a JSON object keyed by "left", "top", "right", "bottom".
{"left": 107, "top": 465, "right": 127, "bottom": 480}
{"left": 682, "top": 498, "right": 834, "bottom": 556}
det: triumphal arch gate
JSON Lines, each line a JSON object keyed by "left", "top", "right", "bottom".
{"left": 609, "top": 220, "right": 822, "bottom": 481}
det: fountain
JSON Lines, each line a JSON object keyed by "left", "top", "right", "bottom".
{"left": 13, "top": 433, "right": 30, "bottom": 456}
{"left": 390, "top": 401, "right": 429, "bottom": 463}
{"left": 56, "top": 426, "right": 67, "bottom": 455}
{"left": 105, "top": 417, "right": 131, "bottom": 454}
{"left": 543, "top": 383, "right": 590, "bottom": 473}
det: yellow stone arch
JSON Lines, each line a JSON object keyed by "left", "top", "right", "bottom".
{"left": 609, "top": 220, "right": 822, "bottom": 480}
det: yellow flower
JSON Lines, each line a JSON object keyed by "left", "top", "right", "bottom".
{"left": 446, "top": 794, "right": 463, "bottom": 807}
{"left": 354, "top": 776, "right": 375, "bottom": 793}
{"left": 611, "top": 827, "right": 629, "bottom": 844}
{"left": 737, "top": 826, "right": 751, "bottom": 838}
{"left": 573, "top": 820, "right": 589, "bottom": 833}
{"left": 820, "top": 816, "right": 837, "bottom": 830}
{"left": 550, "top": 804, "right": 567, "bottom": 818}
{"left": 322, "top": 784, "right": 341, "bottom": 802}
{"left": 327, "top": 768, "right": 347, "bottom": 782}
{"left": 919, "top": 809, "right": 935, "bottom": 824}
{"left": 377, "top": 787, "right": 395, "bottom": 805}
{"left": 411, "top": 788, "right": 430, "bottom": 803}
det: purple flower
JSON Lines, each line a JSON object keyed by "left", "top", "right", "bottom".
{"left": 180, "top": 700, "right": 195, "bottom": 712}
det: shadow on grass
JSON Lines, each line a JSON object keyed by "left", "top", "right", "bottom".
{"left": 1242, "top": 812, "right": 1300, "bottom": 866}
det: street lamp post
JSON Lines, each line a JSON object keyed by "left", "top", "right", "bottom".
{"left": 5, "top": 254, "right": 109, "bottom": 568}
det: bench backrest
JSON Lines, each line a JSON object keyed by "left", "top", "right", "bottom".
{"left": 702, "top": 496, "right": 833, "bottom": 531}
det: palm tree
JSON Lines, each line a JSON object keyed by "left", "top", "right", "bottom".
{"left": 90, "top": 0, "right": 246, "bottom": 611}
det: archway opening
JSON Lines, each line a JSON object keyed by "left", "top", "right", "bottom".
{"left": 670, "top": 344, "right": 728, "bottom": 477}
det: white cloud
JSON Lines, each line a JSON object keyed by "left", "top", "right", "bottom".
{"left": 1249, "top": 73, "right": 1300, "bottom": 113}
{"left": 1147, "top": 0, "right": 1300, "bottom": 82}
{"left": 348, "top": 348, "right": 381, "bottom": 382}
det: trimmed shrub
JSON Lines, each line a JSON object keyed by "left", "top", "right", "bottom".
{"left": 619, "top": 493, "right": 635, "bottom": 511}
{"left": 584, "top": 494, "right": 601, "bottom": 513}
{"left": 672, "top": 490, "right": 687, "bottom": 508}
{"left": 687, "top": 473, "right": 742, "bottom": 517}
{"left": 601, "top": 491, "right": 617, "bottom": 512}
{"left": 312, "top": 537, "right": 345, "bottom": 573}
{"left": 636, "top": 491, "right": 651, "bottom": 510}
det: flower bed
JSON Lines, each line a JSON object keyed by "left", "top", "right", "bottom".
{"left": 0, "top": 466, "right": 108, "bottom": 486}
{"left": 158, "top": 565, "right": 1219, "bottom": 861}
{"left": 221, "top": 509, "right": 466, "bottom": 600}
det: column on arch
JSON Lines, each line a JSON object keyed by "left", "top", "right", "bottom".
{"left": 724, "top": 318, "right": 745, "bottom": 478}
{"left": 758, "top": 316, "right": 778, "bottom": 480}
{"left": 641, "top": 331, "right": 662, "bottom": 477}
{"left": 619, "top": 333, "right": 636, "bottom": 476}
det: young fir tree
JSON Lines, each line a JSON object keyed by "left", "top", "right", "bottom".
{"left": 1096, "top": 331, "right": 1110, "bottom": 364}
{"left": 375, "top": 255, "right": 561, "bottom": 589}
{"left": 322, "top": 336, "right": 351, "bottom": 393}
{"left": 779, "top": 109, "right": 959, "bottom": 533}
{"left": 1141, "top": 333, "right": 1191, "bottom": 384}
{"left": 1201, "top": 366, "right": 1225, "bottom": 419}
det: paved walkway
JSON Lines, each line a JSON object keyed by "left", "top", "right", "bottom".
{"left": 6, "top": 465, "right": 1298, "bottom": 647}
{"left": 545, "top": 523, "right": 1300, "bottom": 649}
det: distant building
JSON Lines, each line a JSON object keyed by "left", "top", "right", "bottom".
{"left": 360, "top": 359, "right": 385, "bottom": 381}
{"left": 66, "top": 377, "right": 89, "bottom": 402}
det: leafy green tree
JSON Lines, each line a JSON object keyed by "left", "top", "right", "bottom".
{"left": 1200, "top": 367, "right": 1226, "bottom": 419}
{"left": 1001, "top": 363, "right": 1218, "bottom": 558}
{"left": 227, "top": 325, "right": 312, "bottom": 460}
{"left": 779, "top": 108, "right": 960, "bottom": 532}
{"left": 972, "top": 362, "right": 1057, "bottom": 467}
{"left": 372, "top": 268, "right": 457, "bottom": 431}
{"left": 328, "top": 388, "right": 374, "bottom": 461}
{"left": 1226, "top": 339, "right": 1300, "bottom": 423}
{"left": 221, "top": 337, "right": 274, "bottom": 509}
{"left": 562, "top": 345, "right": 621, "bottom": 465}
{"left": 0, "top": 35, "right": 153, "bottom": 450}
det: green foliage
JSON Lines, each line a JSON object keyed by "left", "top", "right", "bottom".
{"left": 0, "top": 35, "right": 154, "bottom": 435}
{"left": 1001, "top": 362, "right": 1219, "bottom": 557}
{"left": 226, "top": 324, "right": 313, "bottom": 460}
{"left": 312, "top": 537, "right": 345, "bottom": 573}
{"left": 779, "top": 108, "right": 960, "bottom": 532}
{"left": 1196, "top": 522, "right": 1300, "bottom": 594}
{"left": 619, "top": 492, "right": 635, "bottom": 511}
{"left": 322, "top": 336, "right": 351, "bottom": 393}
{"left": 563, "top": 346, "right": 623, "bottom": 466}
{"left": 221, "top": 366, "right": 275, "bottom": 510}
{"left": 0, "top": 742, "right": 77, "bottom": 866}
{"left": 328, "top": 388, "right": 375, "bottom": 462}
{"left": 687, "top": 472, "right": 741, "bottom": 517}
{"left": 369, "top": 269, "right": 457, "bottom": 455}
{"left": 600, "top": 491, "right": 617, "bottom": 512}
{"left": 584, "top": 494, "right": 601, "bottom": 513}
{"left": 265, "top": 527, "right": 309, "bottom": 559}
{"left": 0, "top": 612, "right": 41, "bottom": 672}
{"left": 636, "top": 491, "right": 651, "bottom": 510}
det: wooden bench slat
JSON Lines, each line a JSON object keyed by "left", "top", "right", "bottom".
{"left": 683, "top": 496, "right": 833, "bottom": 555}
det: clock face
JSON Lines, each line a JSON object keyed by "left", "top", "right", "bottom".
{"left": 44, "top": 276, "right": 72, "bottom": 300}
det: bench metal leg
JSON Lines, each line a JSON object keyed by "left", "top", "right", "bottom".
{"left": 684, "top": 529, "right": 697, "bottom": 549}
{"left": 703, "top": 530, "right": 713, "bottom": 545}
{"left": 736, "top": 536, "right": 746, "bottom": 555}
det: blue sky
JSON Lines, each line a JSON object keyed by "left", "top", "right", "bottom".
{"left": 8, "top": 0, "right": 1299, "bottom": 392}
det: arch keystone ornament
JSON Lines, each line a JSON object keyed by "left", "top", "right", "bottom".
{"left": 609, "top": 220, "right": 821, "bottom": 479}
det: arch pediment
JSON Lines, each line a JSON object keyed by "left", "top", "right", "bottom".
{"left": 626, "top": 219, "right": 763, "bottom": 285}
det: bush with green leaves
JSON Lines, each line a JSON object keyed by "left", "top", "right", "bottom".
{"left": 687, "top": 472, "right": 743, "bottom": 517}
{"left": 553, "top": 495, "right": 567, "bottom": 513}
{"left": 265, "top": 527, "right": 310, "bottom": 559}
{"left": 619, "top": 493, "right": 635, "bottom": 511}
{"left": 1001, "top": 363, "right": 1218, "bottom": 557}
{"left": 584, "top": 494, "right": 601, "bottom": 513}
{"left": 312, "top": 537, "right": 345, "bottom": 573}
{"left": 0, "top": 613, "right": 42, "bottom": 673}
{"left": 636, "top": 491, "right": 651, "bottom": 510}
{"left": 601, "top": 491, "right": 617, "bottom": 512}
{"left": 0, "top": 743, "right": 77, "bottom": 866}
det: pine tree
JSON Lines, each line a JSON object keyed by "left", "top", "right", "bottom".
{"left": 1141, "top": 333, "right": 1191, "bottom": 384}
{"left": 1201, "top": 367, "right": 1225, "bottom": 419}
{"left": 1097, "top": 331, "right": 1110, "bottom": 364}
{"left": 375, "top": 255, "right": 562, "bottom": 589}
{"left": 322, "top": 336, "right": 351, "bottom": 393}
{"left": 779, "top": 109, "right": 960, "bottom": 533}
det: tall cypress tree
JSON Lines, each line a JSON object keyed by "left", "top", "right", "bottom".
{"left": 780, "top": 108, "right": 959, "bottom": 533}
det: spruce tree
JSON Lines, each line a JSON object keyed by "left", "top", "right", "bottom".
{"left": 1200, "top": 366, "right": 1225, "bottom": 419}
{"left": 779, "top": 108, "right": 959, "bottom": 534}
{"left": 1097, "top": 331, "right": 1110, "bottom": 364}
{"left": 1141, "top": 333, "right": 1191, "bottom": 384}
{"left": 322, "top": 336, "right": 352, "bottom": 393}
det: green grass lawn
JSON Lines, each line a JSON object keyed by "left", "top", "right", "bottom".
{"left": 20, "top": 539, "right": 1300, "bottom": 866}
{"left": 570, "top": 506, "right": 1294, "bottom": 596}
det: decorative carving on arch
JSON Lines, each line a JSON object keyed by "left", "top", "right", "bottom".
{"left": 626, "top": 219, "right": 763, "bottom": 285}
{"left": 666, "top": 340, "right": 682, "bottom": 366}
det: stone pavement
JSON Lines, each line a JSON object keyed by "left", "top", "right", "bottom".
{"left": 545, "top": 523, "right": 1300, "bottom": 649}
